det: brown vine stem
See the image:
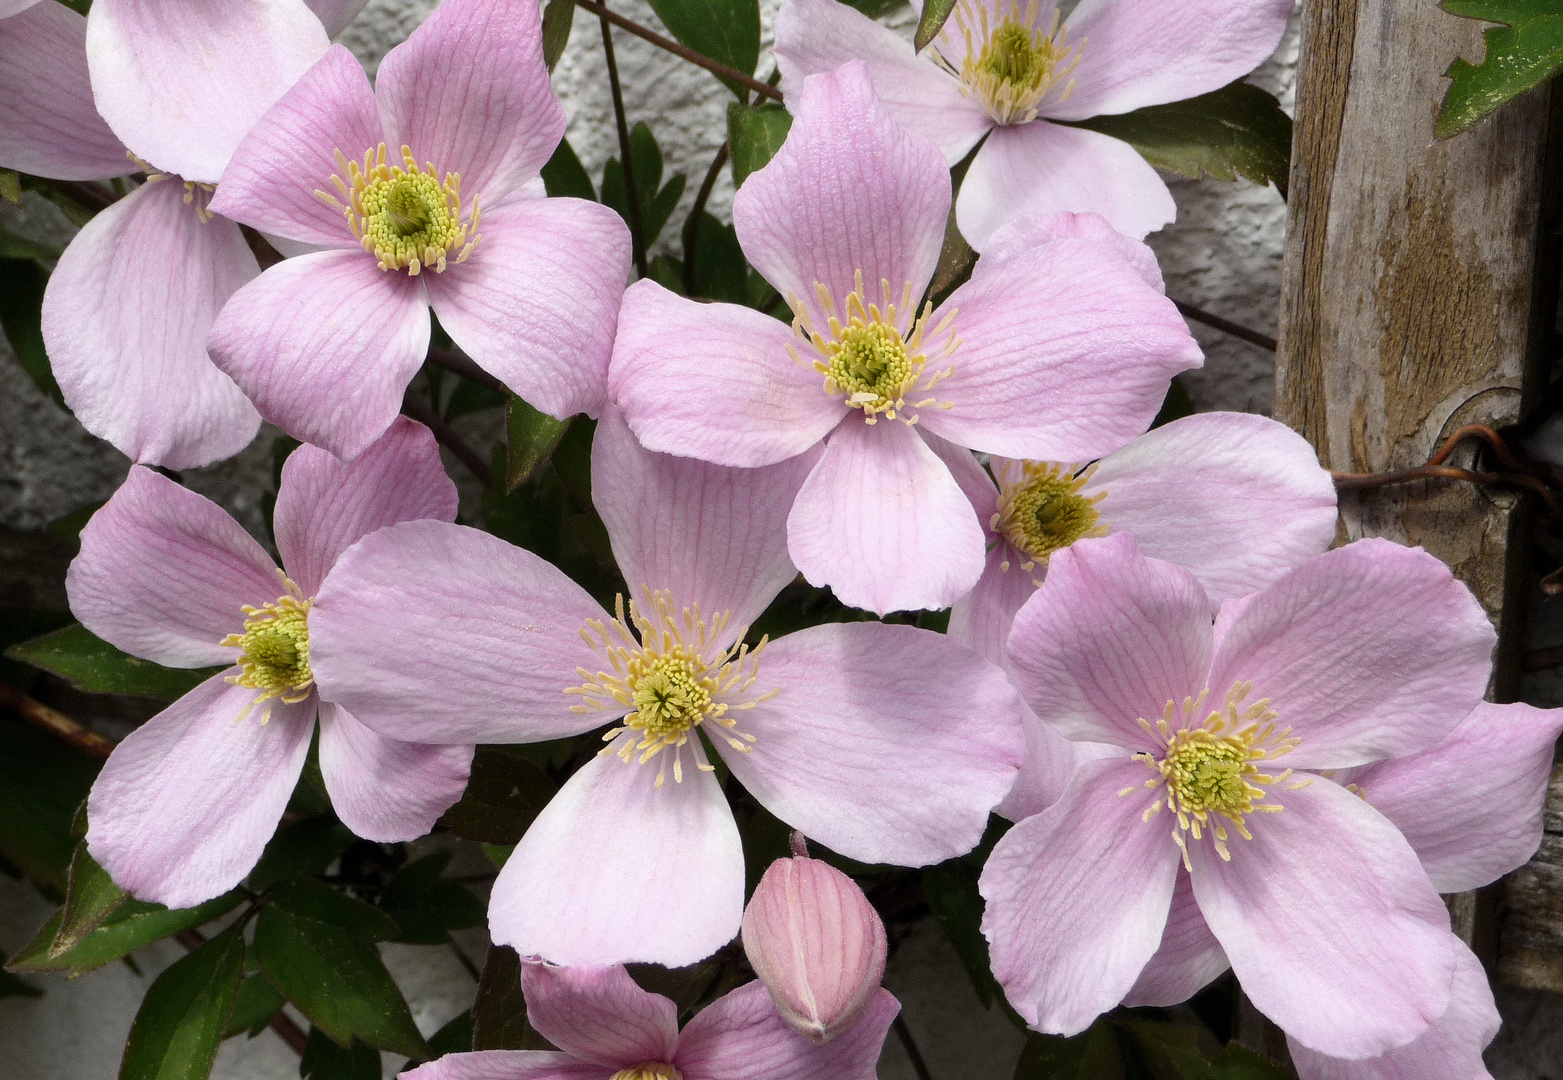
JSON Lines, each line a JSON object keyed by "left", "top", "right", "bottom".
{"left": 426, "top": 345, "right": 510, "bottom": 398}
{"left": 176, "top": 928, "right": 309, "bottom": 1056}
{"left": 1329, "top": 423, "right": 1560, "bottom": 519}
{"left": 572, "top": 0, "right": 784, "bottom": 103}
{"left": 1170, "top": 300, "right": 1278, "bottom": 353}
{"left": 400, "top": 392, "right": 495, "bottom": 487}
{"left": 0, "top": 681, "right": 115, "bottom": 760}
{"left": 598, "top": 4, "right": 650, "bottom": 279}
{"left": 682, "top": 141, "right": 730, "bottom": 296}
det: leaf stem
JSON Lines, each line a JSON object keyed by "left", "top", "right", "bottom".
{"left": 1170, "top": 299, "right": 1277, "bottom": 352}
{"left": 0, "top": 681, "right": 115, "bottom": 760}
{"left": 400, "top": 392, "right": 495, "bottom": 487}
{"left": 597, "top": 5, "right": 650, "bottom": 279}
{"left": 681, "top": 141, "right": 730, "bottom": 296}
{"left": 572, "top": 0, "right": 783, "bottom": 103}
{"left": 426, "top": 345, "right": 510, "bottom": 397}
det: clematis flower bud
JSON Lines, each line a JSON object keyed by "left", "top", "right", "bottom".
{"left": 740, "top": 834, "right": 888, "bottom": 1043}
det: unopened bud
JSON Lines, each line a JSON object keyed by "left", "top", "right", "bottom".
{"left": 740, "top": 835, "right": 888, "bottom": 1043}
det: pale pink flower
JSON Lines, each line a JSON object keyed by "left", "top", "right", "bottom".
{"left": 610, "top": 63, "right": 1200, "bottom": 615}
{"left": 981, "top": 533, "right": 1498, "bottom": 1058}
{"left": 775, "top": 0, "right": 1292, "bottom": 247}
{"left": 206, "top": 0, "right": 632, "bottom": 461}
{"left": 69, "top": 418, "right": 473, "bottom": 909}
{"left": 309, "top": 411, "right": 1024, "bottom": 967}
{"left": 402, "top": 961, "right": 897, "bottom": 1080}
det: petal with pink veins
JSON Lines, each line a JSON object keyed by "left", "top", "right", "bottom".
{"left": 86, "top": 0, "right": 329, "bottom": 183}
{"left": 996, "top": 706, "right": 1119, "bottom": 822}
{"left": 716, "top": 622, "right": 1023, "bottom": 866}
{"left": 787, "top": 419, "right": 986, "bottom": 615}
{"left": 401, "top": 1052, "right": 609, "bottom": 1080}
{"left": 978, "top": 211, "right": 1165, "bottom": 292}
{"left": 273, "top": 415, "right": 457, "bottom": 597}
{"left": 519, "top": 963, "right": 679, "bottom": 1069}
{"left": 1189, "top": 776, "right": 1456, "bottom": 1059}
{"left": 491, "top": 737, "right": 744, "bottom": 968}
{"left": 675, "top": 981, "right": 897, "bottom": 1080}
{"left": 67, "top": 467, "right": 280, "bottom": 669}
{"left": 44, "top": 180, "right": 262, "bottom": 471}
{"left": 374, "top": 0, "right": 565, "bottom": 205}
{"left": 949, "top": 545, "right": 1037, "bottom": 671}
{"left": 207, "top": 248, "right": 430, "bottom": 462}
{"left": 957, "top": 121, "right": 1176, "bottom": 248}
{"left": 733, "top": 61, "right": 949, "bottom": 331}
{"left": 980, "top": 757, "right": 1181, "bottom": 1035}
{"left": 609, "top": 280, "right": 843, "bottom": 468}
{"left": 310, "top": 520, "right": 607, "bottom": 745}
{"left": 86, "top": 675, "right": 315, "bottom": 908}
{"left": 316, "top": 702, "right": 473, "bottom": 843}
{"left": 424, "top": 196, "right": 631, "bottom": 421}
{"left": 1122, "top": 868, "right": 1229, "bottom": 1007}
{"left": 0, "top": 0, "right": 41, "bottom": 16}
{"left": 1206, "top": 538, "right": 1495, "bottom": 770}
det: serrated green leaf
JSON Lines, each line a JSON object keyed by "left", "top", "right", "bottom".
{"left": 0, "top": 170, "right": 21, "bottom": 205}
{"left": 222, "top": 973, "right": 285, "bottom": 1040}
{"left": 0, "top": 257, "right": 59, "bottom": 404}
{"left": 472, "top": 946, "right": 550, "bottom": 1051}
{"left": 10, "top": 892, "right": 245, "bottom": 977}
{"left": 0, "top": 223, "right": 61, "bottom": 260}
{"left": 727, "top": 102, "right": 793, "bottom": 189}
{"left": 247, "top": 816, "right": 354, "bottom": 892}
{"left": 0, "top": 954, "right": 42, "bottom": 999}
{"left": 0, "top": 713, "right": 100, "bottom": 899}
{"left": 119, "top": 925, "right": 245, "bottom": 1080}
{"left": 1438, "top": 1, "right": 1563, "bottom": 137}
{"left": 438, "top": 748, "right": 556, "bottom": 845}
{"left": 1209, "top": 1043, "right": 1295, "bottom": 1079}
{"left": 506, "top": 397, "right": 571, "bottom": 491}
{"left": 1066, "top": 82, "right": 1292, "bottom": 195}
{"left": 299, "top": 1027, "right": 381, "bottom": 1080}
{"left": 914, "top": 0, "right": 958, "bottom": 51}
{"left": 541, "top": 0, "right": 574, "bottom": 72}
{"left": 601, "top": 123, "right": 686, "bottom": 247}
{"left": 377, "top": 852, "right": 484, "bottom": 945}
{"left": 7, "top": 623, "right": 223, "bottom": 699}
{"left": 540, "top": 138, "right": 596, "bottom": 201}
{"left": 53, "top": 841, "right": 127, "bottom": 956}
{"left": 645, "top": 0, "right": 761, "bottom": 98}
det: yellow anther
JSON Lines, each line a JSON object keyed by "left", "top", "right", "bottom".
{"left": 993, "top": 461, "right": 1108, "bottom": 577}
{"left": 932, "top": 0, "right": 1084, "bottom": 126}
{"left": 317, "top": 143, "right": 480, "bottom": 275}
{"left": 609, "top": 1066, "right": 682, "bottom": 1080}
{"left": 128, "top": 152, "right": 216, "bottom": 223}
{"left": 220, "top": 573, "right": 315, "bottom": 723}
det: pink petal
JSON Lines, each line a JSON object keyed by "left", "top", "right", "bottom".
{"left": 979, "top": 211, "right": 1164, "bottom": 292}
{"left": 86, "top": 0, "right": 329, "bottom": 183}
{"left": 402, "top": 1052, "right": 609, "bottom": 1080}
{"left": 86, "top": 675, "right": 315, "bottom": 908}
{"left": 1287, "top": 940, "right": 1500, "bottom": 1080}
{"left": 591, "top": 409, "right": 818, "bottom": 638}
{"left": 919, "top": 236, "right": 1199, "bottom": 461}
{"left": 1122, "top": 869, "right": 1228, "bottom": 1007}
{"left": 374, "top": 0, "right": 564, "bottom": 205}
{"left": 424, "top": 196, "right": 631, "bottom": 420}
{"left": 772, "top": 0, "right": 991, "bottom": 164}
{"left": 0, "top": 1, "right": 130, "bottom": 180}
{"left": 1006, "top": 533, "right": 1214, "bottom": 749}
{"left": 519, "top": 963, "right": 679, "bottom": 1069}
{"left": 0, "top": 1, "right": 42, "bottom": 16}
{"left": 957, "top": 121, "right": 1176, "bottom": 248}
{"left": 1206, "top": 539, "right": 1495, "bottom": 770}
{"left": 491, "top": 738, "right": 744, "bottom": 967}
{"left": 787, "top": 419, "right": 986, "bottom": 615}
{"left": 310, "top": 520, "right": 607, "bottom": 745}
{"left": 316, "top": 702, "right": 472, "bottom": 843}
{"left": 733, "top": 60, "right": 949, "bottom": 330}
{"left": 1350, "top": 701, "right": 1563, "bottom": 893}
{"left": 980, "top": 757, "right": 1180, "bottom": 1034}
{"left": 208, "top": 45, "right": 381, "bottom": 247}
{"left": 44, "top": 180, "right": 262, "bottom": 470}
{"left": 996, "top": 705, "right": 1120, "bottom": 822}
{"left": 716, "top": 622, "right": 1023, "bottom": 866}
{"left": 304, "top": 0, "right": 369, "bottom": 37}
{"left": 273, "top": 415, "right": 457, "bottom": 597}
{"left": 1189, "top": 776, "right": 1456, "bottom": 1059}
{"left": 1054, "top": 0, "right": 1292, "bottom": 121}
{"left": 675, "top": 981, "right": 897, "bottom": 1080}
{"left": 949, "top": 544, "right": 1036, "bottom": 669}
{"left": 206, "top": 248, "right": 431, "bottom": 461}
{"left": 1083, "top": 413, "right": 1338, "bottom": 604}
{"left": 67, "top": 467, "right": 281, "bottom": 669}
{"left": 608, "top": 280, "right": 844, "bottom": 468}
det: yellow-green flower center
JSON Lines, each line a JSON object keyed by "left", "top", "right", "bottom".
{"left": 609, "top": 1066, "right": 681, "bottom": 1080}
{"left": 632, "top": 656, "right": 715, "bottom": 741}
{"left": 994, "top": 461, "right": 1108, "bottom": 569}
{"left": 220, "top": 577, "right": 314, "bottom": 722}
{"left": 933, "top": 0, "right": 1084, "bottom": 125}
{"left": 318, "top": 143, "right": 481, "bottom": 275}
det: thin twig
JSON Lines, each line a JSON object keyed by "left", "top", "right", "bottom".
{"left": 0, "top": 681, "right": 115, "bottom": 759}
{"left": 1172, "top": 299, "right": 1278, "bottom": 353}
{"left": 176, "top": 928, "right": 309, "bottom": 1056}
{"left": 572, "top": 0, "right": 784, "bottom": 103}
{"left": 426, "top": 345, "right": 510, "bottom": 398}
{"left": 682, "top": 141, "right": 730, "bottom": 296}
{"left": 892, "top": 1013, "right": 935, "bottom": 1080}
{"left": 598, "top": 6, "right": 649, "bottom": 279}
{"left": 1329, "top": 423, "right": 1561, "bottom": 519}
{"left": 401, "top": 392, "right": 494, "bottom": 486}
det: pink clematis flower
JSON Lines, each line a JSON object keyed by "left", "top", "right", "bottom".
{"left": 206, "top": 0, "right": 632, "bottom": 461}
{"left": 403, "top": 961, "right": 898, "bottom": 1080}
{"left": 610, "top": 62, "right": 1200, "bottom": 615}
{"left": 774, "top": 0, "right": 1292, "bottom": 247}
{"left": 309, "top": 410, "right": 1024, "bottom": 967}
{"left": 69, "top": 418, "right": 474, "bottom": 909}
{"left": 981, "top": 533, "right": 1499, "bottom": 1058}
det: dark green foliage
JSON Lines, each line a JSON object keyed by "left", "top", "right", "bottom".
{"left": 1439, "top": 1, "right": 1563, "bottom": 137}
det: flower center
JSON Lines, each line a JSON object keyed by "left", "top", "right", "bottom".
{"left": 993, "top": 461, "right": 1108, "bottom": 577}
{"left": 933, "top": 0, "right": 1084, "bottom": 125}
{"left": 317, "top": 144, "right": 481, "bottom": 275}
{"left": 129, "top": 153, "right": 217, "bottom": 223}
{"left": 788, "top": 270, "right": 958, "bottom": 424}
{"left": 567, "top": 591, "right": 775, "bottom": 787}
{"left": 219, "top": 575, "right": 314, "bottom": 723}
{"left": 1125, "top": 683, "right": 1303, "bottom": 867}
{"left": 609, "top": 1066, "right": 682, "bottom": 1080}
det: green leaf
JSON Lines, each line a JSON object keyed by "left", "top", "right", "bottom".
{"left": 601, "top": 123, "right": 686, "bottom": 247}
{"left": 914, "top": 0, "right": 958, "bottom": 51}
{"left": 1120, "top": 1018, "right": 1216, "bottom": 1080}
{"left": 541, "top": 0, "right": 575, "bottom": 72}
{"left": 727, "top": 102, "right": 793, "bottom": 189}
{"left": 506, "top": 397, "right": 570, "bottom": 491}
{"left": 1151, "top": 377, "right": 1195, "bottom": 429}
{"left": 921, "top": 815, "right": 1013, "bottom": 1013}
{"left": 428, "top": 1010, "right": 476, "bottom": 1056}
{"left": 0, "top": 258, "right": 59, "bottom": 404}
{"left": 53, "top": 841, "right": 127, "bottom": 957}
{"left": 7, "top": 623, "right": 223, "bottom": 700}
{"left": 222, "top": 974, "right": 285, "bottom": 1040}
{"left": 686, "top": 212, "right": 750, "bottom": 305}
{"left": 472, "top": 945, "right": 551, "bottom": 1051}
{"left": 645, "top": 0, "right": 761, "bottom": 98}
{"left": 10, "top": 892, "right": 246, "bottom": 977}
{"left": 254, "top": 879, "right": 428, "bottom": 1058}
{"left": 247, "top": 816, "right": 355, "bottom": 892}
{"left": 119, "top": 925, "right": 245, "bottom": 1080}
{"left": 1014, "top": 1019, "right": 1123, "bottom": 1080}
{"left": 0, "top": 713, "right": 100, "bottom": 899}
{"left": 540, "top": 138, "right": 596, "bottom": 201}
{"left": 1209, "top": 1044, "right": 1295, "bottom": 1079}
{"left": 1066, "top": 82, "right": 1292, "bottom": 195}
{"left": 0, "top": 954, "right": 42, "bottom": 999}
{"left": 376, "top": 852, "right": 484, "bottom": 945}
{"left": 0, "top": 223, "right": 62, "bottom": 260}
{"left": 299, "top": 1028, "right": 381, "bottom": 1080}
{"left": 1438, "top": 1, "right": 1563, "bottom": 137}
{"left": 0, "top": 169, "right": 20, "bottom": 205}
{"left": 439, "top": 748, "right": 556, "bottom": 844}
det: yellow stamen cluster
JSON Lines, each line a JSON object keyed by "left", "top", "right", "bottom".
{"left": 609, "top": 1066, "right": 682, "bottom": 1080}
{"left": 788, "top": 270, "right": 958, "bottom": 424}
{"left": 993, "top": 460, "right": 1108, "bottom": 580}
{"left": 567, "top": 590, "right": 776, "bottom": 787}
{"left": 219, "top": 573, "right": 314, "bottom": 724}
{"left": 128, "top": 152, "right": 216, "bottom": 223}
{"left": 932, "top": 0, "right": 1084, "bottom": 126}
{"left": 318, "top": 143, "right": 480, "bottom": 275}
{"left": 1122, "top": 683, "right": 1305, "bottom": 868}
